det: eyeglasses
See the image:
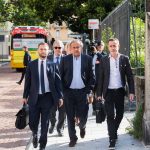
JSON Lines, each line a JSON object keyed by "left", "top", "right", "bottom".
{"left": 54, "top": 47, "right": 61, "bottom": 49}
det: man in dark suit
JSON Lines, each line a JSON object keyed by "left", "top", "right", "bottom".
{"left": 96, "top": 40, "right": 107, "bottom": 56}
{"left": 16, "top": 46, "right": 31, "bottom": 85}
{"left": 22, "top": 42, "right": 63, "bottom": 150}
{"left": 89, "top": 45, "right": 107, "bottom": 115}
{"left": 47, "top": 40, "right": 66, "bottom": 137}
{"left": 60, "top": 39, "right": 95, "bottom": 147}
{"left": 96, "top": 38, "right": 135, "bottom": 150}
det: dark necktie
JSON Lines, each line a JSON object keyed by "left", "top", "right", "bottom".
{"left": 56, "top": 57, "right": 59, "bottom": 65}
{"left": 40, "top": 61, "right": 45, "bottom": 94}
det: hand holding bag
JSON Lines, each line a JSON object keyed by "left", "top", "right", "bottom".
{"left": 15, "top": 103, "right": 29, "bottom": 129}
{"left": 95, "top": 100, "right": 106, "bottom": 123}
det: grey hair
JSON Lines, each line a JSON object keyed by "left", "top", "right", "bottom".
{"left": 53, "top": 40, "right": 64, "bottom": 50}
{"left": 70, "top": 39, "right": 83, "bottom": 48}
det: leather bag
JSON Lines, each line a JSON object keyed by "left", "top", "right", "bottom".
{"left": 15, "top": 103, "right": 29, "bottom": 129}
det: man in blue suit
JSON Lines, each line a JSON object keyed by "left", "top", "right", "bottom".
{"left": 47, "top": 40, "right": 66, "bottom": 137}
{"left": 22, "top": 42, "right": 63, "bottom": 150}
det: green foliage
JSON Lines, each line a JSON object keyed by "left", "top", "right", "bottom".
{"left": 0, "top": 0, "right": 10, "bottom": 22}
{"left": 9, "top": 0, "right": 45, "bottom": 26}
{"left": 130, "top": 0, "right": 145, "bottom": 21}
{"left": 130, "top": 17, "right": 145, "bottom": 68}
{"left": 0, "top": 0, "right": 45, "bottom": 26}
{"left": 101, "top": 27, "right": 115, "bottom": 52}
{"left": 24, "top": 0, "right": 122, "bottom": 33}
{"left": 126, "top": 103, "right": 144, "bottom": 140}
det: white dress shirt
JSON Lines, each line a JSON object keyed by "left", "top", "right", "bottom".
{"left": 54, "top": 55, "right": 61, "bottom": 64}
{"left": 70, "top": 55, "right": 85, "bottom": 89}
{"left": 92, "top": 53, "right": 98, "bottom": 75}
{"left": 38, "top": 58, "right": 50, "bottom": 94}
{"left": 108, "top": 54, "right": 122, "bottom": 89}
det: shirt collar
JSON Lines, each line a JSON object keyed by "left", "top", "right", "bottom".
{"left": 39, "top": 58, "right": 47, "bottom": 62}
{"left": 73, "top": 54, "right": 81, "bottom": 61}
{"left": 109, "top": 53, "right": 121, "bottom": 59}
{"left": 54, "top": 54, "right": 61, "bottom": 58}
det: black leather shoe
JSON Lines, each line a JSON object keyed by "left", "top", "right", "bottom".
{"left": 115, "top": 132, "right": 118, "bottom": 141}
{"left": 39, "top": 147, "right": 45, "bottom": 150}
{"left": 57, "top": 129, "right": 63, "bottom": 137}
{"left": 16, "top": 81, "right": 21, "bottom": 85}
{"left": 49, "top": 125, "right": 55, "bottom": 134}
{"left": 32, "top": 134, "right": 38, "bottom": 148}
{"left": 108, "top": 139, "right": 116, "bottom": 150}
{"left": 69, "top": 138, "right": 78, "bottom": 147}
{"left": 80, "top": 128, "right": 85, "bottom": 138}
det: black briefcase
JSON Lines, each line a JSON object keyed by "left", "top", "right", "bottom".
{"left": 95, "top": 101, "right": 106, "bottom": 124}
{"left": 15, "top": 103, "right": 29, "bottom": 129}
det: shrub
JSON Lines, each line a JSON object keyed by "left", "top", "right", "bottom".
{"left": 126, "top": 103, "right": 144, "bottom": 140}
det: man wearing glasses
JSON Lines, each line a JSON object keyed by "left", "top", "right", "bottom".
{"left": 48, "top": 40, "right": 66, "bottom": 137}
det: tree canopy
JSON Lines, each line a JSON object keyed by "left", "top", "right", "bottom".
{"left": 0, "top": 0, "right": 145, "bottom": 33}
{"left": 25, "top": 0, "right": 122, "bottom": 33}
{"left": 0, "top": 0, "right": 45, "bottom": 26}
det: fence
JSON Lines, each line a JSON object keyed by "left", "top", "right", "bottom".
{"left": 100, "top": 0, "right": 130, "bottom": 56}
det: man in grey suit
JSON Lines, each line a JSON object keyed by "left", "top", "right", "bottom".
{"left": 60, "top": 39, "right": 95, "bottom": 147}
{"left": 22, "top": 42, "right": 63, "bottom": 150}
{"left": 47, "top": 40, "right": 66, "bottom": 137}
{"left": 96, "top": 38, "right": 135, "bottom": 150}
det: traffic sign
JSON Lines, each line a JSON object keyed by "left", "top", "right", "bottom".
{"left": 88, "top": 19, "right": 99, "bottom": 29}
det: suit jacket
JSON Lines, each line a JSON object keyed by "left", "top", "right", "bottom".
{"left": 23, "top": 59, "right": 63, "bottom": 106}
{"left": 23, "top": 52, "right": 31, "bottom": 67}
{"left": 96, "top": 54, "right": 135, "bottom": 98}
{"left": 91, "top": 52, "right": 107, "bottom": 90}
{"left": 47, "top": 54, "right": 63, "bottom": 68}
{"left": 60, "top": 54, "right": 95, "bottom": 94}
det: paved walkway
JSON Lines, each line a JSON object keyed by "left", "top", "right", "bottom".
{"left": 0, "top": 64, "right": 31, "bottom": 150}
{"left": 26, "top": 107, "right": 150, "bottom": 150}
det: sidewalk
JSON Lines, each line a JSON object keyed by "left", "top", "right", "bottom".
{"left": 26, "top": 107, "right": 149, "bottom": 150}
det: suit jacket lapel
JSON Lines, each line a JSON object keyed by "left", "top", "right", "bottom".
{"left": 81, "top": 54, "right": 84, "bottom": 75}
{"left": 106, "top": 56, "right": 110, "bottom": 86}
{"left": 119, "top": 55, "right": 124, "bottom": 80}
{"left": 35, "top": 59, "right": 39, "bottom": 90}
{"left": 70, "top": 55, "right": 73, "bottom": 78}
{"left": 106, "top": 56, "right": 110, "bottom": 76}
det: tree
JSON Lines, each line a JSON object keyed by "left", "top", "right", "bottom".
{"left": 130, "top": 0, "right": 145, "bottom": 21}
{"left": 1, "top": 0, "right": 45, "bottom": 26}
{"left": 130, "top": 17, "right": 145, "bottom": 68}
{"left": 8, "top": 0, "right": 42, "bottom": 25}
{"left": 25, "top": 0, "right": 122, "bottom": 33}
{"left": 0, "top": 0, "right": 10, "bottom": 22}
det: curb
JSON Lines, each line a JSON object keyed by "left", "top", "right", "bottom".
{"left": 0, "top": 62, "right": 9, "bottom": 67}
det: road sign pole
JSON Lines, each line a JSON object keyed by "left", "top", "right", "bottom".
{"left": 93, "top": 29, "right": 95, "bottom": 42}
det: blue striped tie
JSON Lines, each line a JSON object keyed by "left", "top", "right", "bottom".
{"left": 56, "top": 57, "right": 59, "bottom": 65}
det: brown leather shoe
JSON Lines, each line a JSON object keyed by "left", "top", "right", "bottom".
{"left": 80, "top": 128, "right": 85, "bottom": 138}
{"left": 69, "top": 138, "right": 78, "bottom": 147}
